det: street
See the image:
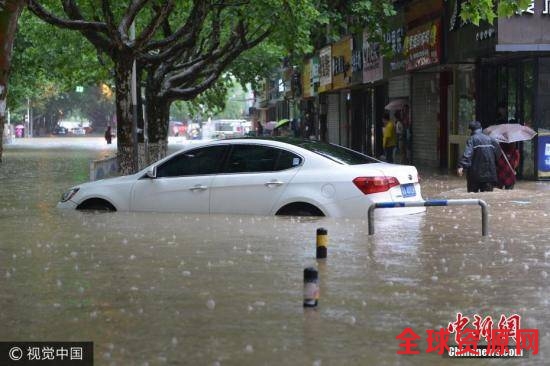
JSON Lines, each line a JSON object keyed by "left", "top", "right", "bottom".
{"left": 1, "top": 138, "right": 549, "bottom": 365}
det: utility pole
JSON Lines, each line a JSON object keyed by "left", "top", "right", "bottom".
{"left": 131, "top": 22, "right": 139, "bottom": 171}
{"left": 26, "top": 98, "right": 31, "bottom": 138}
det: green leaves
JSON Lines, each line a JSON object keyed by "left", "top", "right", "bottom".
{"left": 460, "top": 0, "right": 533, "bottom": 25}
{"left": 9, "top": 8, "right": 113, "bottom": 124}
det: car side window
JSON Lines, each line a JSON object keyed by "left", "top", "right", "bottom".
{"left": 156, "top": 145, "right": 227, "bottom": 178}
{"left": 223, "top": 145, "right": 302, "bottom": 173}
{"left": 274, "top": 149, "right": 302, "bottom": 170}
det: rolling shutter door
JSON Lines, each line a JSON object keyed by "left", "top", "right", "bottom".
{"left": 327, "top": 93, "right": 340, "bottom": 144}
{"left": 411, "top": 73, "right": 439, "bottom": 168}
{"left": 389, "top": 75, "right": 410, "bottom": 99}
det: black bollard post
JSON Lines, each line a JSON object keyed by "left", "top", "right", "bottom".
{"left": 316, "top": 228, "right": 328, "bottom": 259}
{"left": 303, "top": 267, "right": 319, "bottom": 308}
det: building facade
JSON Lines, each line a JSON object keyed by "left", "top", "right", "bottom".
{"left": 255, "top": 0, "right": 550, "bottom": 180}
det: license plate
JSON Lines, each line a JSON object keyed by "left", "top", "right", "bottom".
{"left": 401, "top": 183, "right": 416, "bottom": 198}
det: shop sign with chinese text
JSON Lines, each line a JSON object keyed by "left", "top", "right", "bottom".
{"left": 302, "top": 59, "right": 313, "bottom": 98}
{"left": 404, "top": 19, "right": 441, "bottom": 71}
{"left": 318, "top": 46, "right": 332, "bottom": 93}
{"left": 363, "top": 30, "right": 383, "bottom": 83}
{"left": 331, "top": 37, "right": 352, "bottom": 90}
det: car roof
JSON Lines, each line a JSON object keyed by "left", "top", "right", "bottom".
{"left": 206, "top": 136, "right": 325, "bottom": 147}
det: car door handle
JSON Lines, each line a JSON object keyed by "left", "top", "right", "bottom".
{"left": 189, "top": 184, "right": 208, "bottom": 191}
{"left": 264, "top": 180, "right": 284, "bottom": 187}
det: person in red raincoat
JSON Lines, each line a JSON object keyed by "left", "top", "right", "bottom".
{"left": 496, "top": 142, "right": 520, "bottom": 189}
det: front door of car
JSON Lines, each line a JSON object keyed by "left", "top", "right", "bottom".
{"left": 131, "top": 145, "right": 228, "bottom": 213}
{"left": 210, "top": 144, "right": 302, "bottom": 215}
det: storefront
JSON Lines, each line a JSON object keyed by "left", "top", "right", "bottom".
{"left": 494, "top": 1, "right": 550, "bottom": 179}
{"left": 318, "top": 45, "right": 332, "bottom": 142}
{"left": 384, "top": 17, "right": 410, "bottom": 162}
{"left": 361, "top": 29, "right": 385, "bottom": 156}
{"left": 350, "top": 32, "right": 370, "bottom": 153}
{"left": 331, "top": 36, "right": 353, "bottom": 147}
{"left": 300, "top": 56, "right": 319, "bottom": 139}
{"left": 445, "top": 0, "right": 497, "bottom": 170}
{"left": 404, "top": 11, "right": 444, "bottom": 168}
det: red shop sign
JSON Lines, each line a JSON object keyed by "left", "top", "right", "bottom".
{"left": 404, "top": 19, "right": 441, "bottom": 71}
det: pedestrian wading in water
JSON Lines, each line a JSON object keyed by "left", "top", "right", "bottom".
{"left": 457, "top": 121, "right": 501, "bottom": 193}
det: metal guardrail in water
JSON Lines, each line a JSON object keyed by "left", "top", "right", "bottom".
{"left": 89, "top": 155, "right": 118, "bottom": 181}
{"left": 367, "top": 199, "right": 489, "bottom": 236}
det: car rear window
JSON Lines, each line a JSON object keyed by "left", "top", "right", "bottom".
{"left": 297, "top": 141, "right": 378, "bottom": 165}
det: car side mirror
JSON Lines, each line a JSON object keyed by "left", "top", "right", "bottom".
{"left": 146, "top": 167, "right": 157, "bottom": 179}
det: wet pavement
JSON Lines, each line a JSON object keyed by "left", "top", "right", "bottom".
{"left": 1, "top": 137, "right": 549, "bottom": 365}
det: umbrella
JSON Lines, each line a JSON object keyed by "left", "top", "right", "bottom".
{"left": 274, "top": 119, "right": 290, "bottom": 129}
{"left": 264, "top": 121, "right": 278, "bottom": 131}
{"left": 384, "top": 99, "right": 407, "bottom": 110}
{"left": 484, "top": 123, "right": 537, "bottom": 143}
{"left": 15, "top": 124, "right": 24, "bottom": 129}
{"left": 484, "top": 123, "right": 537, "bottom": 176}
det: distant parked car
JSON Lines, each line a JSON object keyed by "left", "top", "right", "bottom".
{"left": 72, "top": 127, "right": 86, "bottom": 135}
{"left": 52, "top": 126, "right": 68, "bottom": 135}
{"left": 57, "top": 137, "right": 425, "bottom": 218}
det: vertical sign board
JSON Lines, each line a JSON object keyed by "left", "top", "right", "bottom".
{"left": 311, "top": 55, "right": 320, "bottom": 96}
{"left": 363, "top": 30, "right": 384, "bottom": 83}
{"left": 331, "top": 36, "right": 352, "bottom": 91}
{"left": 318, "top": 46, "right": 332, "bottom": 93}
{"left": 537, "top": 130, "right": 550, "bottom": 179}
{"left": 351, "top": 33, "right": 364, "bottom": 85}
{"left": 404, "top": 19, "right": 442, "bottom": 71}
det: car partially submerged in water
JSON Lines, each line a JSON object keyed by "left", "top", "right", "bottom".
{"left": 58, "top": 138, "right": 425, "bottom": 218}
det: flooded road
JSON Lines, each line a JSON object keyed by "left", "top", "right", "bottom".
{"left": 1, "top": 138, "right": 549, "bottom": 365}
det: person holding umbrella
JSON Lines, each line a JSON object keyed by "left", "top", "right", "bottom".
{"left": 496, "top": 142, "right": 520, "bottom": 189}
{"left": 457, "top": 121, "right": 501, "bottom": 192}
{"left": 484, "top": 119, "right": 537, "bottom": 189}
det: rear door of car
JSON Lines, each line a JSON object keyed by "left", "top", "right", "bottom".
{"left": 210, "top": 144, "right": 302, "bottom": 215}
{"left": 131, "top": 145, "right": 228, "bottom": 213}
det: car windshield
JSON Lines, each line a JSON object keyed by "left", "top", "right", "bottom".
{"left": 294, "top": 140, "right": 378, "bottom": 165}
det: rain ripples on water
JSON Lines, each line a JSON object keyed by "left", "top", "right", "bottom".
{"left": 1, "top": 139, "right": 549, "bottom": 365}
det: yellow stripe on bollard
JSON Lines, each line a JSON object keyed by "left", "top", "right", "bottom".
{"left": 316, "top": 228, "right": 328, "bottom": 259}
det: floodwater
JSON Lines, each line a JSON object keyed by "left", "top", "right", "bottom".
{"left": 1, "top": 137, "right": 549, "bottom": 365}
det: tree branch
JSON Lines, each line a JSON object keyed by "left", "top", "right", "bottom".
{"left": 133, "top": 0, "right": 175, "bottom": 49}
{"left": 167, "top": 69, "right": 221, "bottom": 101}
{"left": 100, "top": 0, "right": 122, "bottom": 48}
{"left": 142, "top": 0, "right": 209, "bottom": 55}
{"left": 165, "top": 24, "right": 271, "bottom": 101}
{"left": 29, "top": 0, "right": 114, "bottom": 55}
{"left": 119, "top": 0, "right": 150, "bottom": 36}
{"left": 28, "top": 0, "right": 108, "bottom": 32}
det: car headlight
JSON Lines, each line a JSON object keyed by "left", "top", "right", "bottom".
{"left": 60, "top": 187, "right": 80, "bottom": 202}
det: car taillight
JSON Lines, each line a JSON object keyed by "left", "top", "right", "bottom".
{"left": 353, "top": 176, "right": 400, "bottom": 195}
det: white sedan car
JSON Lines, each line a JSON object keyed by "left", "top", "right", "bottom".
{"left": 58, "top": 138, "right": 425, "bottom": 218}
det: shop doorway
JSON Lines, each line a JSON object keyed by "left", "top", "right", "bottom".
{"left": 478, "top": 60, "right": 535, "bottom": 178}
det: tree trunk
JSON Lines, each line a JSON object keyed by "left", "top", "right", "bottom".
{"left": 114, "top": 58, "right": 138, "bottom": 174}
{"left": 145, "top": 94, "right": 170, "bottom": 165}
{"left": 0, "top": 0, "right": 25, "bottom": 163}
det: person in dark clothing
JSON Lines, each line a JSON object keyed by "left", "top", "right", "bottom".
{"left": 457, "top": 121, "right": 501, "bottom": 192}
{"left": 495, "top": 103, "right": 508, "bottom": 125}
{"left": 104, "top": 126, "right": 113, "bottom": 144}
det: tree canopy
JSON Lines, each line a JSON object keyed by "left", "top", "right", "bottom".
{"left": 0, "top": 0, "right": 535, "bottom": 165}
{"left": 9, "top": 7, "right": 113, "bottom": 128}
